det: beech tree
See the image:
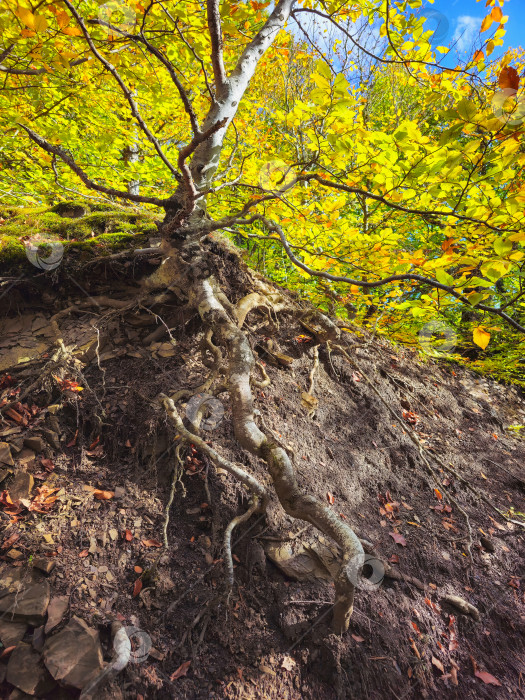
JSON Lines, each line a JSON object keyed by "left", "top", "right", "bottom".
{"left": 0, "top": 0, "right": 524, "bottom": 632}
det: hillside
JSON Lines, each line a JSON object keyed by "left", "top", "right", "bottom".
{"left": 0, "top": 227, "right": 523, "bottom": 700}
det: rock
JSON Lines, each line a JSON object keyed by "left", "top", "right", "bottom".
{"left": 0, "top": 567, "right": 51, "bottom": 625}
{"left": 114, "top": 486, "right": 126, "bottom": 499}
{"left": 43, "top": 616, "right": 105, "bottom": 690}
{"left": 9, "top": 689, "right": 34, "bottom": 700}
{"left": 41, "top": 429, "right": 60, "bottom": 450}
{"left": 7, "top": 438, "right": 24, "bottom": 455}
{"left": 6, "top": 643, "right": 56, "bottom": 696}
{"left": 6, "top": 549, "right": 23, "bottom": 561}
{"left": 45, "top": 596, "right": 69, "bottom": 634}
{"left": 51, "top": 202, "right": 88, "bottom": 218}
{"left": 0, "top": 442, "right": 14, "bottom": 467}
{"left": 32, "top": 625, "right": 45, "bottom": 653}
{"left": 17, "top": 449, "right": 36, "bottom": 468}
{"left": 0, "top": 618, "right": 28, "bottom": 646}
{"left": 32, "top": 556, "right": 55, "bottom": 575}
{"left": 23, "top": 437, "right": 45, "bottom": 454}
{"left": 9, "top": 472, "right": 34, "bottom": 502}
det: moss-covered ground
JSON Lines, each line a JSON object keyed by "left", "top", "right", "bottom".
{"left": 0, "top": 200, "right": 160, "bottom": 272}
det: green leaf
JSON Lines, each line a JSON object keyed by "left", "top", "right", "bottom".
{"left": 494, "top": 236, "right": 513, "bottom": 256}
{"left": 435, "top": 269, "right": 454, "bottom": 286}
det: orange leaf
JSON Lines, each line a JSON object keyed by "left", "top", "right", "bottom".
{"left": 434, "top": 488, "right": 443, "bottom": 500}
{"left": 93, "top": 490, "right": 114, "bottom": 500}
{"left": 79, "top": 549, "right": 89, "bottom": 558}
{"left": 389, "top": 532, "right": 407, "bottom": 546}
{"left": 326, "top": 492, "right": 335, "bottom": 505}
{"left": 171, "top": 660, "right": 191, "bottom": 680}
{"left": 498, "top": 66, "right": 520, "bottom": 91}
{"left": 133, "top": 578, "right": 143, "bottom": 597}
{"left": 473, "top": 50, "right": 484, "bottom": 62}
{"left": 134, "top": 565, "right": 143, "bottom": 574}
{"left": 124, "top": 529, "right": 133, "bottom": 542}
{"left": 490, "top": 6, "right": 502, "bottom": 22}
{"left": 475, "top": 670, "right": 502, "bottom": 686}
{"left": 141, "top": 538, "right": 162, "bottom": 548}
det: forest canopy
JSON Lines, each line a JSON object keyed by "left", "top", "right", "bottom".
{"left": 0, "top": 0, "right": 524, "bottom": 386}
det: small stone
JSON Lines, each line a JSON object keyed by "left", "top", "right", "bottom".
{"left": 7, "top": 549, "right": 24, "bottom": 561}
{"left": 6, "top": 643, "right": 56, "bottom": 696}
{"left": 114, "top": 486, "right": 126, "bottom": 499}
{"left": 0, "top": 568, "right": 51, "bottom": 625}
{"left": 17, "top": 449, "right": 35, "bottom": 468}
{"left": 42, "top": 429, "right": 60, "bottom": 450}
{"left": 88, "top": 537, "right": 97, "bottom": 554}
{"left": 45, "top": 596, "right": 69, "bottom": 634}
{"left": 98, "top": 566, "right": 108, "bottom": 573}
{"left": 32, "top": 556, "right": 56, "bottom": 575}
{"left": 43, "top": 616, "right": 104, "bottom": 689}
{"left": 0, "top": 442, "right": 14, "bottom": 467}
{"left": 106, "top": 571, "right": 114, "bottom": 582}
{"left": 0, "top": 618, "right": 28, "bottom": 646}
{"left": 32, "top": 625, "right": 45, "bottom": 652}
{"left": 23, "top": 436, "right": 45, "bottom": 454}
{"left": 9, "top": 472, "right": 34, "bottom": 501}
{"left": 109, "top": 529, "right": 118, "bottom": 541}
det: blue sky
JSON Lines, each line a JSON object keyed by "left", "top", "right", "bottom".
{"left": 424, "top": 0, "right": 524, "bottom": 56}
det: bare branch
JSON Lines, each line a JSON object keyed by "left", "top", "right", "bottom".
{"left": 87, "top": 17, "right": 200, "bottom": 135}
{"left": 62, "top": 0, "right": 179, "bottom": 177}
{"left": 207, "top": 0, "right": 227, "bottom": 91}
{"left": 20, "top": 124, "right": 166, "bottom": 206}
{"left": 255, "top": 215, "right": 525, "bottom": 334}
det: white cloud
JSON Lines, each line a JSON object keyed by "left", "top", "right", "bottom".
{"left": 452, "top": 16, "right": 481, "bottom": 52}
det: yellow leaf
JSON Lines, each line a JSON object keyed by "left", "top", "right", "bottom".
{"left": 473, "top": 327, "right": 490, "bottom": 350}
{"left": 33, "top": 15, "right": 48, "bottom": 33}
{"left": 480, "top": 15, "right": 493, "bottom": 32}
{"left": 16, "top": 6, "right": 36, "bottom": 29}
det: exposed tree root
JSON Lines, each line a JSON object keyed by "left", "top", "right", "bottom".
{"left": 224, "top": 497, "right": 260, "bottom": 593}
{"left": 186, "top": 272, "right": 365, "bottom": 634}
{"left": 251, "top": 361, "right": 271, "bottom": 389}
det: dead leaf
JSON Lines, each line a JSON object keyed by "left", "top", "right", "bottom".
{"left": 499, "top": 65, "right": 519, "bottom": 91}
{"left": 124, "top": 529, "right": 133, "bottom": 542}
{"left": 475, "top": 669, "right": 502, "bottom": 686}
{"left": 141, "top": 538, "right": 162, "bottom": 548}
{"left": 133, "top": 578, "right": 142, "bottom": 597}
{"left": 326, "top": 492, "right": 335, "bottom": 505}
{"left": 434, "top": 488, "right": 443, "bottom": 500}
{"left": 389, "top": 532, "right": 407, "bottom": 547}
{"left": 351, "top": 634, "right": 364, "bottom": 643}
{"left": 93, "top": 490, "right": 114, "bottom": 500}
{"left": 432, "top": 656, "right": 444, "bottom": 673}
{"left": 79, "top": 550, "right": 89, "bottom": 558}
{"left": 171, "top": 660, "right": 191, "bottom": 680}
{"left": 281, "top": 655, "right": 296, "bottom": 670}
{"left": 134, "top": 565, "right": 143, "bottom": 574}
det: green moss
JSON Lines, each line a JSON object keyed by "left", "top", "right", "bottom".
{"left": 0, "top": 201, "right": 160, "bottom": 270}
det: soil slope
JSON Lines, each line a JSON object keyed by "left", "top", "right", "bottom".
{"left": 0, "top": 234, "right": 524, "bottom": 700}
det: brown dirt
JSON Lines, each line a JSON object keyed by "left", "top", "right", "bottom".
{"left": 0, "top": 246, "right": 524, "bottom": 700}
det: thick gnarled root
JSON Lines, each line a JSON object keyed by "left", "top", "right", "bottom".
{"left": 189, "top": 275, "right": 365, "bottom": 633}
